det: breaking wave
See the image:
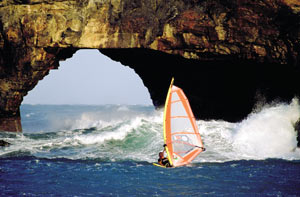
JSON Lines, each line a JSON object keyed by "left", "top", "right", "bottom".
{"left": 1, "top": 100, "right": 300, "bottom": 163}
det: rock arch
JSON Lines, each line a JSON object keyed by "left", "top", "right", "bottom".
{"left": 0, "top": 0, "right": 300, "bottom": 131}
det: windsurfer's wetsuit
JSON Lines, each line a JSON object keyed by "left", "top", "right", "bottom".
{"left": 158, "top": 156, "right": 172, "bottom": 167}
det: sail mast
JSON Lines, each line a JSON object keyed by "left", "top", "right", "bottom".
{"left": 163, "top": 77, "right": 174, "bottom": 166}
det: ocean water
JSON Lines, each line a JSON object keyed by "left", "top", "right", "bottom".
{"left": 1, "top": 100, "right": 300, "bottom": 196}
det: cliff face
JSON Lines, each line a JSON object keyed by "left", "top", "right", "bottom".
{"left": 0, "top": 0, "right": 300, "bottom": 132}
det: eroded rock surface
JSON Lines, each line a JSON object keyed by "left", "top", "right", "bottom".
{"left": 0, "top": 0, "right": 300, "bottom": 131}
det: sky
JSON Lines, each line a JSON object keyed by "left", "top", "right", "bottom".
{"left": 22, "top": 49, "right": 152, "bottom": 105}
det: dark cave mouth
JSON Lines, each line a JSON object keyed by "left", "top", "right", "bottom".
{"left": 99, "top": 48, "right": 300, "bottom": 122}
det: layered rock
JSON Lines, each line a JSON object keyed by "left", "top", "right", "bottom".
{"left": 0, "top": 0, "right": 299, "bottom": 132}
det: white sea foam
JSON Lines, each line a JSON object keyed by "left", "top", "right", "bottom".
{"left": 73, "top": 117, "right": 143, "bottom": 145}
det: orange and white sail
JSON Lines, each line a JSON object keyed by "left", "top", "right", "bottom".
{"left": 164, "top": 78, "right": 205, "bottom": 167}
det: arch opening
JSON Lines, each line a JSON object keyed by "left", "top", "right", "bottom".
{"left": 22, "top": 49, "right": 152, "bottom": 106}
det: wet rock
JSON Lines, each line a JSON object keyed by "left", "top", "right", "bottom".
{"left": 0, "top": 139, "right": 11, "bottom": 147}
{"left": 295, "top": 119, "right": 300, "bottom": 147}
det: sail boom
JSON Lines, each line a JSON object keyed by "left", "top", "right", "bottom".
{"left": 171, "top": 131, "right": 199, "bottom": 135}
{"left": 171, "top": 116, "right": 189, "bottom": 119}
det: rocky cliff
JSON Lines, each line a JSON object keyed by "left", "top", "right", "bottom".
{"left": 0, "top": 0, "right": 300, "bottom": 132}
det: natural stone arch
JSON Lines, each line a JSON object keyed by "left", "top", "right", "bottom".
{"left": 0, "top": 0, "right": 300, "bottom": 132}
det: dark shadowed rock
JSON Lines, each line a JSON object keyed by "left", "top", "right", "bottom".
{"left": 0, "top": 139, "right": 11, "bottom": 147}
{"left": 294, "top": 120, "right": 300, "bottom": 147}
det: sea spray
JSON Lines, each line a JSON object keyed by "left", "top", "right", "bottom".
{"left": 196, "top": 120, "right": 237, "bottom": 162}
{"left": 195, "top": 98, "right": 300, "bottom": 162}
{"left": 232, "top": 98, "right": 300, "bottom": 159}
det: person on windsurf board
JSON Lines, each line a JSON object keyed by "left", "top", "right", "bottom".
{"left": 153, "top": 78, "right": 205, "bottom": 168}
{"left": 158, "top": 144, "right": 172, "bottom": 167}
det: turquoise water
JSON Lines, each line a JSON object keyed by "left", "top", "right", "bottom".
{"left": 1, "top": 103, "right": 300, "bottom": 196}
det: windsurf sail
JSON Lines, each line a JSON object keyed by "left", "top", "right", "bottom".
{"left": 163, "top": 78, "right": 205, "bottom": 167}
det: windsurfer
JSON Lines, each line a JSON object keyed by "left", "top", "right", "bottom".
{"left": 158, "top": 144, "right": 172, "bottom": 167}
